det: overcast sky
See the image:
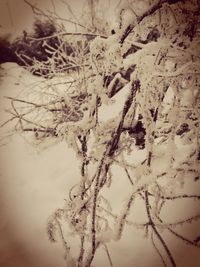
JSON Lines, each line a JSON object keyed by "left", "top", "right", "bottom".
{"left": 0, "top": 0, "right": 117, "bottom": 40}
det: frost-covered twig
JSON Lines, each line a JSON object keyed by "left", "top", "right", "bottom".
{"left": 145, "top": 191, "right": 177, "bottom": 267}
{"left": 27, "top": 32, "right": 108, "bottom": 41}
{"left": 157, "top": 216, "right": 200, "bottom": 248}
{"left": 151, "top": 231, "right": 167, "bottom": 267}
{"left": 149, "top": 192, "right": 200, "bottom": 201}
{"left": 146, "top": 215, "right": 200, "bottom": 229}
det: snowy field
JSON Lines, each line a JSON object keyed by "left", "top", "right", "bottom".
{"left": 0, "top": 63, "right": 200, "bottom": 267}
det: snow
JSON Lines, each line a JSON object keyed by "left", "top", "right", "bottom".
{"left": 0, "top": 63, "right": 78, "bottom": 267}
{"left": 98, "top": 81, "right": 130, "bottom": 122}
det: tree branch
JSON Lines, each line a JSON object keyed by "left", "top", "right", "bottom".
{"left": 119, "top": 0, "right": 184, "bottom": 44}
{"left": 27, "top": 31, "right": 107, "bottom": 42}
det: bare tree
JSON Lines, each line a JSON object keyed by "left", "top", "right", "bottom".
{"left": 2, "top": 0, "right": 200, "bottom": 266}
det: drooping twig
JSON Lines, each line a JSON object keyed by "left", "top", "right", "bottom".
{"left": 104, "top": 244, "right": 113, "bottom": 267}
{"left": 157, "top": 216, "right": 200, "bottom": 248}
{"left": 145, "top": 191, "right": 177, "bottom": 267}
{"left": 151, "top": 231, "right": 167, "bottom": 267}
{"left": 168, "top": 228, "right": 200, "bottom": 248}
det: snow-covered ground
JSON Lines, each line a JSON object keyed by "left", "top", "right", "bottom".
{"left": 0, "top": 63, "right": 199, "bottom": 267}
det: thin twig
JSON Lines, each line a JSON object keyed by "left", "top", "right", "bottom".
{"left": 148, "top": 192, "right": 200, "bottom": 200}
{"left": 27, "top": 31, "right": 107, "bottom": 41}
{"left": 124, "top": 167, "right": 134, "bottom": 185}
{"left": 145, "top": 191, "right": 177, "bottom": 267}
{"left": 151, "top": 231, "right": 167, "bottom": 267}
{"left": 104, "top": 245, "right": 113, "bottom": 267}
{"left": 157, "top": 216, "right": 200, "bottom": 248}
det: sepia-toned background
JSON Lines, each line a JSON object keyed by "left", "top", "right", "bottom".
{"left": 0, "top": 1, "right": 200, "bottom": 266}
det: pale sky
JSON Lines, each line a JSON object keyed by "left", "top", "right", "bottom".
{"left": 0, "top": 0, "right": 117, "bottom": 40}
